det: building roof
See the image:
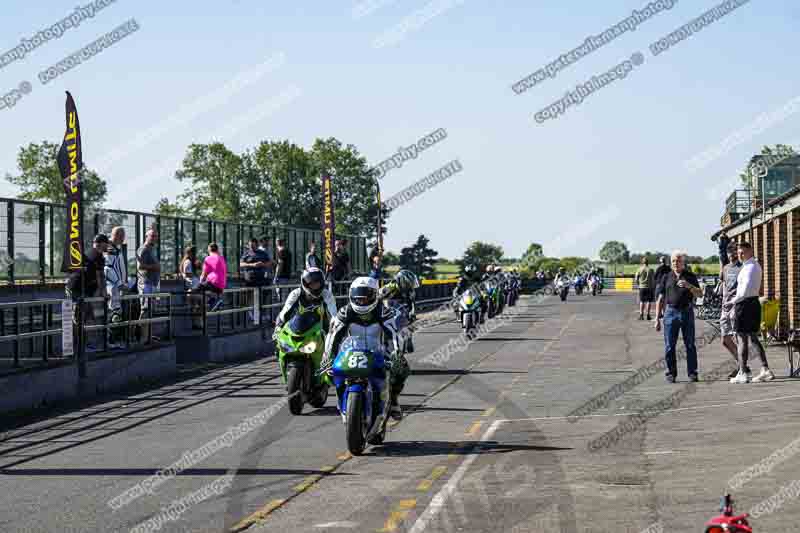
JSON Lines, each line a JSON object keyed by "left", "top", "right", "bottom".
{"left": 711, "top": 182, "right": 800, "bottom": 240}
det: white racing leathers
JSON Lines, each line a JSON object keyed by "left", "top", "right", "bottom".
{"left": 322, "top": 305, "right": 408, "bottom": 392}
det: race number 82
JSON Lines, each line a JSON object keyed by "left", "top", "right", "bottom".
{"left": 348, "top": 354, "right": 368, "bottom": 369}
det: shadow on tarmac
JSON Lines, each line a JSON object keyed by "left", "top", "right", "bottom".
{"left": 366, "top": 440, "right": 573, "bottom": 458}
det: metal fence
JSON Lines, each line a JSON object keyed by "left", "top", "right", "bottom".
{"left": 0, "top": 197, "right": 369, "bottom": 285}
{"left": 0, "top": 278, "right": 459, "bottom": 375}
{"left": 0, "top": 292, "right": 172, "bottom": 371}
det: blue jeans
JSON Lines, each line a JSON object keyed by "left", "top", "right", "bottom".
{"left": 663, "top": 305, "right": 698, "bottom": 377}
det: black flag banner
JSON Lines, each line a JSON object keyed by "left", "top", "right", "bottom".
{"left": 376, "top": 181, "right": 383, "bottom": 255}
{"left": 322, "top": 173, "right": 335, "bottom": 269}
{"left": 58, "top": 91, "right": 84, "bottom": 272}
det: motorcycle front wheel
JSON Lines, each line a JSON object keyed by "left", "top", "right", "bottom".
{"left": 346, "top": 391, "right": 367, "bottom": 455}
{"left": 287, "top": 364, "right": 305, "bottom": 415}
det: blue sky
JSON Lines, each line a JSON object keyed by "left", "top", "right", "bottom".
{"left": 0, "top": 0, "right": 797, "bottom": 260}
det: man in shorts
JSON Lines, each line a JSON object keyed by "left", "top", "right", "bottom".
{"left": 727, "top": 242, "right": 774, "bottom": 384}
{"left": 719, "top": 242, "right": 743, "bottom": 377}
{"left": 636, "top": 257, "right": 654, "bottom": 321}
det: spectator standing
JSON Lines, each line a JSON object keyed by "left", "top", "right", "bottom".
{"left": 717, "top": 231, "right": 731, "bottom": 272}
{"left": 67, "top": 233, "right": 110, "bottom": 351}
{"left": 654, "top": 251, "right": 703, "bottom": 383}
{"left": 241, "top": 237, "right": 271, "bottom": 288}
{"left": 273, "top": 238, "right": 292, "bottom": 302}
{"left": 727, "top": 242, "right": 774, "bottom": 384}
{"left": 104, "top": 227, "right": 127, "bottom": 348}
{"left": 198, "top": 242, "right": 227, "bottom": 311}
{"left": 636, "top": 257, "right": 655, "bottom": 321}
{"left": 136, "top": 228, "right": 161, "bottom": 343}
{"left": 258, "top": 237, "right": 274, "bottom": 285}
{"left": 305, "top": 241, "right": 321, "bottom": 270}
{"left": 241, "top": 237, "right": 272, "bottom": 323}
{"left": 369, "top": 253, "right": 383, "bottom": 280}
{"left": 327, "top": 239, "right": 351, "bottom": 294}
{"left": 719, "top": 242, "right": 744, "bottom": 379}
{"left": 653, "top": 256, "right": 671, "bottom": 314}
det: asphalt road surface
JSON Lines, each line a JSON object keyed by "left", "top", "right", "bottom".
{"left": 2, "top": 291, "right": 799, "bottom": 532}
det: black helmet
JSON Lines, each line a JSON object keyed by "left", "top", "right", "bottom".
{"left": 464, "top": 264, "right": 477, "bottom": 275}
{"left": 301, "top": 268, "right": 325, "bottom": 299}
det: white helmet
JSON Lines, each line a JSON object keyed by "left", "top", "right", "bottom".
{"left": 349, "top": 276, "right": 379, "bottom": 315}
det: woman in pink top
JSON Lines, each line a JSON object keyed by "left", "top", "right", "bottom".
{"left": 198, "top": 242, "right": 227, "bottom": 310}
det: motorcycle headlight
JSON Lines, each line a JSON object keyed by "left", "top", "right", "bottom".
{"left": 300, "top": 342, "right": 317, "bottom": 354}
{"left": 464, "top": 294, "right": 474, "bottom": 305}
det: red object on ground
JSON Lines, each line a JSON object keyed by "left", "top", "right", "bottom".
{"left": 704, "top": 494, "right": 752, "bottom": 532}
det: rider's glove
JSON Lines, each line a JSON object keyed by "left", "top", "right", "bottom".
{"left": 320, "top": 353, "right": 334, "bottom": 376}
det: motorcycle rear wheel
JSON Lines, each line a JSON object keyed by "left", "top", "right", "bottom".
{"left": 309, "top": 383, "right": 329, "bottom": 408}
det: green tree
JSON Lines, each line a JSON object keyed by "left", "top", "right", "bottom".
{"left": 249, "top": 140, "right": 318, "bottom": 227}
{"left": 175, "top": 143, "right": 247, "bottom": 221}
{"left": 154, "top": 197, "right": 186, "bottom": 217}
{"left": 599, "top": 241, "right": 629, "bottom": 264}
{"left": 6, "top": 141, "right": 107, "bottom": 206}
{"left": 459, "top": 241, "right": 504, "bottom": 273}
{"left": 521, "top": 243, "right": 543, "bottom": 266}
{"left": 399, "top": 234, "right": 438, "bottom": 278}
{"left": 382, "top": 250, "right": 400, "bottom": 266}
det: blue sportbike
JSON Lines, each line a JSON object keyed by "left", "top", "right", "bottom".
{"left": 331, "top": 336, "right": 392, "bottom": 455}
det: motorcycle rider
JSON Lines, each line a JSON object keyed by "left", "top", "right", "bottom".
{"left": 275, "top": 267, "right": 338, "bottom": 332}
{"left": 322, "top": 277, "right": 408, "bottom": 421}
{"left": 554, "top": 266, "right": 568, "bottom": 286}
{"left": 454, "top": 264, "right": 487, "bottom": 323}
{"left": 454, "top": 264, "right": 482, "bottom": 295}
{"left": 481, "top": 264, "right": 496, "bottom": 282}
{"left": 587, "top": 268, "right": 602, "bottom": 292}
{"left": 379, "top": 269, "right": 419, "bottom": 353}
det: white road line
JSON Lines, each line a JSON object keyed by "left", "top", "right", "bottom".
{"left": 313, "top": 521, "right": 359, "bottom": 528}
{"left": 407, "top": 420, "right": 502, "bottom": 533}
{"left": 496, "top": 393, "right": 800, "bottom": 423}
{"left": 644, "top": 451, "right": 678, "bottom": 455}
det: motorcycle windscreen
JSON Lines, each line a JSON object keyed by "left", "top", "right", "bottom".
{"left": 341, "top": 327, "right": 385, "bottom": 354}
{"left": 288, "top": 311, "right": 319, "bottom": 336}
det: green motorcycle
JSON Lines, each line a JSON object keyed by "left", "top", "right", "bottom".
{"left": 275, "top": 303, "right": 330, "bottom": 415}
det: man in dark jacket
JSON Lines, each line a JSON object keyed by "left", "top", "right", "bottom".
{"left": 653, "top": 256, "right": 671, "bottom": 311}
{"left": 717, "top": 231, "right": 731, "bottom": 270}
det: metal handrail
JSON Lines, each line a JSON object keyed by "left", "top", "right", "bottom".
{"left": 0, "top": 298, "right": 66, "bottom": 308}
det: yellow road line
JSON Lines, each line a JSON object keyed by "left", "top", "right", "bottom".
{"left": 482, "top": 406, "right": 496, "bottom": 417}
{"left": 378, "top": 500, "right": 417, "bottom": 532}
{"left": 293, "top": 474, "right": 322, "bottom": 492}
{"left": 230, "top": 499, "right": 286, "bottom": 532}
{"left": 466, "top": 421, "right": 483, "bottom": 436}
{"left": 417, "top": 465, "right": 448, "bottom": 491}
{"left": 399, "top": 499, "right": 417, "bottom": 510}
{"left": 416, "top": 479, "right": 434, "bottom": 492}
